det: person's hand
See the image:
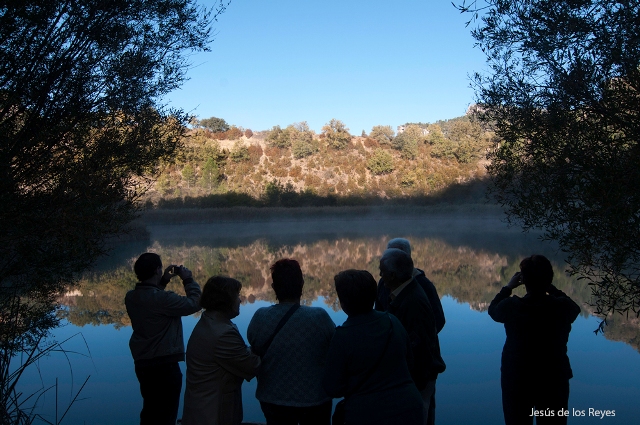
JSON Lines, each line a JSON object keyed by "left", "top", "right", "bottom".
{"left": 177, "top": 266, "right": 192, "bottom": 281}
{"left": 506, "top": 272, "right": 523, "bottom": 289}
{"left": 163, "top": 265, "right": 177, "bottom": 281}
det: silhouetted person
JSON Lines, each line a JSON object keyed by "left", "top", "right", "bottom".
{"left": 125, "top": 253, "right": 201, "bottom": 425}
{"left": 489, "top": 255, "right": 580, "bottom": 425}
{"left": 375, "top": 238, "right": 445, "bottom": 333}
{"left": 247, "top": 259, "right": 335, "bottom": 425}
{"left": 182, "top": 276, "right": 260, "bottom": 425}
{"left": 323, "top": 269, "right": 424, "bottom": 425}
{"left": 375, "top": 238, "right": 445, "bottom": 425}
{"left": 377, "top": 249, "right": 445, "bottom": 425}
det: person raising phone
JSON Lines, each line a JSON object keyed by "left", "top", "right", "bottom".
{"left": 125, "top": 252, "right": 202, "bottom": 425}
{"left": 489, "top": 255, "right": 580, "bottom": 425}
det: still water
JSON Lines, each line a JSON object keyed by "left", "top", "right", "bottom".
{"left": 21, "top": 215, "right": 640, "bottom": 424}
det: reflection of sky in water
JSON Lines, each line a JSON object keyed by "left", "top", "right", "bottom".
{"left": 21, "top": 296, "right": 640, "bottom": 424}
{"left": 20, "top": 217, "right": 640, "bottom": 424}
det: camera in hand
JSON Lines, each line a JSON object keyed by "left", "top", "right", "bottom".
{"left": 172, "top": 265, "right": 182, "bottom": 274}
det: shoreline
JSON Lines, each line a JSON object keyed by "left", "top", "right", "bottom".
{"left": 138, "top": 203, "right": 506, "bottom": 225}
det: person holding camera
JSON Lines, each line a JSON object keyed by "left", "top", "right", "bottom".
{"left": 125, "top": 252, "right": 202, "bottom": 425}
{"left": 489, "top": 255, "right": 580, "bottom": 425}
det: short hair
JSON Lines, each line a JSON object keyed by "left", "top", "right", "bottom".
{"left": 271, "top": 259, "right": 304, "bottom": 300}
{"left": 134, "top": 253, "right": 162, "bottom": 281}
{"left": 334, "top": 269, "right": 377, "bottom": 315}
{"left": 520, "top": 255, "right": 554, "bottom": 293}
{"left": 380, "top": 248, "right": 414, "bottom": 282}
{"left": 201, "top": 276, "right": 242, "bottom": 311}
{"left": 387, "top": 238, "right": 412, "bottom": 258}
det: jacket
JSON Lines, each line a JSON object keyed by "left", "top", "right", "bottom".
{"left": 375, "top": 268, "right": 446, "bottom": 333}
{"left": 386, "top": 279, "right": 446, "bottom": 389}
{"left": 488, "top": 285, "right": 581, "bottom": 380}
{"left": 247, "top": 303, "right": 335, "bottom": 406}
{"left": 182, "top": 310, "right": 261, "bottom": 425}
{"left": 125, "top": 278, "right": 201, "bottom": 365}
{"left": 323, "top": 311, "right": 425, "bottom": 425}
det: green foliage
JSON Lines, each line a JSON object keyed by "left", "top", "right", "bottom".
{"left": 322, "top": 119, "right": 352, "bottom": 150}
{"left": 267, "top": 122, "right": 316, "bottom": 155}
{"left": 266, "top": 125, "right": 290, "bottom": 148}
{"left": 427, "top": 124, "right": 455, "bottom": 160}
{"left": 367, "top": 148, "right": 394, "bottom": 175}
{"left": 147, "top": 114, "right": 493, "bottom": 204}
{"left": 230, "top": 140, "right": 250, "bottom": 162}
{"left": 393, "top": 125, "right": 423, "bottom": 159}
{"left": 292, "top": 138, "right": 317, "bottom": 159}
{"left": 455, "top": 140, "right": 475, "bottom": 163}
{"left": 199, "top": 157, "right": 219, "bottom": 191}
{"left": 401, "top": 170, "right": 418, "bottom": 187}
{"left": 181, "top": 164, "right": 196, "bottom": 188}
{"left": 199, "top": 116, "right": 229, "bottom": 133}
{"left": 460, "top": 0, "right": 640, "bottom": 318}
{"left": 370, "top": 125, "right": 395, "bottom": 145}
{"left": 0, "top": 0, "right": 228, "bottom": 420}
{"left": 431, "top": 139, "right": 456, "bottom": 160}
{"left": 290, "top": 122, "right": 317, "bottom": 159}
{"left": 157, "top": 173, "right": 172, "bottom": 195}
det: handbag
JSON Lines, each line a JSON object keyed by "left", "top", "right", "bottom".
{"left": 331, "top": 314, "right": 394, "bottom": 425}
{"left": 252, "top": 303, "right": 300, "bottom": 358}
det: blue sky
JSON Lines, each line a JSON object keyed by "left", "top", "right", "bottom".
{"left": 166, "top": 0, "right": 487, "bottom": 134}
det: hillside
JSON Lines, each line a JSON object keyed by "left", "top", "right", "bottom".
{"left": 143, "top": 116, "right": 495, "bottom": 207}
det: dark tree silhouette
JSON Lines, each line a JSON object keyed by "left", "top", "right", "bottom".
{"left": 458, "top": 0, "right": 640, "bottom": 322}
{"left": 0, "top": 1, "right": 229, "bottom": 411}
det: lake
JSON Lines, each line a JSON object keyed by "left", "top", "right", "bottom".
{"left": 19, "top": 212, "right": 640, "bottom": 424}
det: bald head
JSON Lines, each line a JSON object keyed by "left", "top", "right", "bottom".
{"left": 387, "top": 238, "right": 411, "bottom": 258}
{"left": 380, "top": 248, "right": 414, "bottom": 289}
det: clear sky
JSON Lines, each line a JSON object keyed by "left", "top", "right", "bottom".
{"left": 166, "top": 0, "right": 488, "bottom": 134}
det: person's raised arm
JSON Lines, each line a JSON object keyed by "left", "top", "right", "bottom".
{"left": 547, "top": 283, "right": 581, "bottom": 322}
{"left": 488, "top": 272, "right": 521, "bottom": 323}
{"left": 164, "top": 265, "right": 201, "bottom": 316}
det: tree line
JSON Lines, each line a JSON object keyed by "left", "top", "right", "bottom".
{"left": 145, "top": 115, "right": 494, "bottom": 206}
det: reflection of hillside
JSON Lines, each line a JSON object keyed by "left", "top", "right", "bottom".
{"left": 602, "top": 315, "right": 640, "bottom": 353}
{"left": 57, "top": 235, "right": 640, "bottom": 352}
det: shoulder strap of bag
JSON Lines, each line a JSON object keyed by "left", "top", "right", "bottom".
{"left": 257, "top": 303, "right": 300, "bottom": 357}
{"left": 348, "top": 313, "right": 394, "bottom": 397}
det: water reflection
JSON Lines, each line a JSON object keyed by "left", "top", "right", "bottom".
{"left": 61, "top": 231, "right": 637, "bottom": 352}
{"left": 36, "top": 218, "right": 640, "bottom": 424}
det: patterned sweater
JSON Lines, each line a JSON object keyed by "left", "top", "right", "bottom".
{"left": 247, "top": 302, "right": 336, "bottom": 406}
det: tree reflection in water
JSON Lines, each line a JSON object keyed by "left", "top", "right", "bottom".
{"left": 59, "top": 234, "right": 637, "bottom": 352}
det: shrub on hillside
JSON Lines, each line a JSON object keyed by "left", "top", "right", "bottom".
{"left": 200, "top": 116, "right": 229, "bottom": 133}
{"left": 199, "top": 157, "right": 219, "bottom": 191}
{"left": 247, "top": 144, "right": 263, "bottom": 165}
{"left": 322, "top": 119, "right": 351, "bottom": 150}
{"left": 367, "top": 148, "right": 394, "bottom": 175}
{"left": 292, "top": 138, "right": 318, "bottom": 158}
{"left": 363, "top": 137, "right": 380, "bottom": 148}
{"left": 225, "top": 126, "right": 243, "bottom": 140}
{"left": 370, "top": 125, "right": 395, "bottom": 145}
{"left": 266, "top": 125, "right": 290, "bottom": 148}
{"left": 230, "top": 140, "right": 250, "bottom": 162}
{"left": 181, "top": 164, "right": 196, "bottom": 188}
{"left": 393, "top": 125, "right": 424, "bottom": 159}
{"left": 455, "top": 140, "right": 475, "bottom": 163}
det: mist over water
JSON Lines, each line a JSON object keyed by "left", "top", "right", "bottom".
{"left": 34, "top": 214, "right": 640, "bottom": 424}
